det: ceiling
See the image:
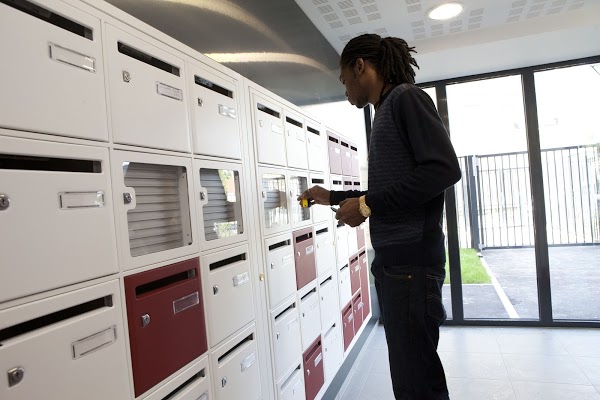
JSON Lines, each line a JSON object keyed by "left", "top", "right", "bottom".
{"left": 105, "top": 0, "right": 600, "bottom": 105}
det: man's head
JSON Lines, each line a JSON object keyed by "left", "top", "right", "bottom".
{"left": 339, "top": 34, "right": 419, "bottom": 108}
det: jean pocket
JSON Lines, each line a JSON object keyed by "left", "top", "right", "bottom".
{"left": 382, "top": 265, "right": 414, "bottom": 280}
{"left": 426, "top": 275, "right": 446, "bottom": 324}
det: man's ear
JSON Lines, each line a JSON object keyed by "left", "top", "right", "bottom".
{"left": 354, "top": 58, "right": 365, "bottom": 76}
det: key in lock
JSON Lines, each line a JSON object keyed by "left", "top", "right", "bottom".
{"left": 8, "top": 367, "right": 24, "bottom": 387}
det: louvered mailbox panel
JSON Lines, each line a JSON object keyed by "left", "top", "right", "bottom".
{"left": 288, "top": 171, "right": 311, "bottom": 229}
{"left": 0, "top": 136, "right": 117, "bottom": 303}
{"left": 0, "top": 281, "right": 130, "bottom": 400}
{"left": 124, "top": 258, "right": 207, "bottom": 397}
{"left": 201, "top": 245, "right": 254, "bottom": 347}
{"left": 112, "top": 150, "right": 197, "bottom": 271}
{"left": 189, "top": 61, "right": 242, "bottom": 160}
{"left": 253, "top": 93, "right": 286, "bottom": 167}
{"left": 271, "top": 297, "right": 302, "bottom": 380}
{"left": 210, "top": 324, "right": 262, "bottom": 400}
{"left": 195, "top": 159, "right": 247, "bottom": 251}
{"left": 259, "top": 168, "right": 290, "bottom": 236}
{"left": 0, "top": 0, "right": 108, "bottom": 141}
{"left": 106, "top": 23, "right": 190, "bottom": 152}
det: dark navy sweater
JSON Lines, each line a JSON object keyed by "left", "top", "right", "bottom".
{"left": 330, "top": 84, "right": 461, "bottom": 267}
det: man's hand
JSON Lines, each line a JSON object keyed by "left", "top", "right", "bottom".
{"left": 335, "top": 198, "right": 366, "bottom": 227}
{"left": 297, "top": 185, "right": 330, "bottom": 206}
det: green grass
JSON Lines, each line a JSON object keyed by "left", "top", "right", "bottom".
{"left": 444, "top": 248, "right": 491, "bottom": 285}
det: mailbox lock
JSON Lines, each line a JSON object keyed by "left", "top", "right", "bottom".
{"left": 141, "top": 314, "right": 150, "bottom": 327}
{"left": 7, "top": 367, "right": 24, "bottom": 387}
{"left": 123, "top": 192, "right": 133, "bottom": 204}
{"left": 307, "top": 369, "right": 310, "bottom": 376}
{"left": 213, "top": 285, "right": 219, "bottom": 295}
{"left": 198, "top": 98, "right": 203, "bottom": 107}
{"left": 200, "top": 192, "right": 206, "bottom": 200}
{"left": 122, "top": 70, "right": 131, "bottom": 83}
{"left": 0, "top": 194, "right": 9, "bottom": 210}
{"left": 276, "top": 332, "right": 280, "bottom": 340}
{"left": 221, "top": 377, "right": 227, "bottom": 388}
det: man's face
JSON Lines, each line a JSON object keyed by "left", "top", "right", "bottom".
{"left": 339, "top": 62, "right": 369, "bottom": 108}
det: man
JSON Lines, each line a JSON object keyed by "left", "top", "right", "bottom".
{"left": 298, "top": 34, "right": 461, "bottom": 399}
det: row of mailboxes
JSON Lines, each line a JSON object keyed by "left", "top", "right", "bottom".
{"left": 124, "top": 258, "right": 208, "bottom": 397}
{"left": 144, "top": 357, "right": 211, "bottom": 400}
{"left": 341, "top": 289, "right": 370, "bottom": 353}
{"left": 210, "top": 323, "right": 262, "bottom": 400}
{"left": 0, "top": 280, "right": 130, "bottom": 400}
{"left": 335, "top": 221, "right": 366, "bottom": 270}
{"left": 277, "top": 361, "right": 306, "bottom": 400}
{"left": 327, "top": 132, "right": 360, "bottom": 178}
{"left": 303, "top": 336, "right": 325, "bottom": 400}
{"left": 0, "top": 0, "right": 251, "bottom": 159}
{"left": 253, "top": 92, "right": 326, "bottom": 172}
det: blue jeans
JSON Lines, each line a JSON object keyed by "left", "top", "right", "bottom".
{"left": 372, "top": 264, "right": 449, "bottom": 400}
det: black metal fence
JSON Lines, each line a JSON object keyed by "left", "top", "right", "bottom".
{"left": 453, "top": 144, "right": 600, "bottom": 249}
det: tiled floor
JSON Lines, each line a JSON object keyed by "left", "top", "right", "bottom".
{"left": 335, "top": 324, "right": 600, "bottom": 400}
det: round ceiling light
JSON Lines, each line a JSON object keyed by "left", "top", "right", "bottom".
{"left": 427, "top": 2, "right": 464, "bottom": 20}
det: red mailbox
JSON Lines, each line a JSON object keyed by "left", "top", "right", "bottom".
{"left": 349, "top": 253, "right": 361, "bottom": 296}
{"left": 303, "top": 336, "right": 325, "bottom": 400}
{"left": 357, "top": 224, "right": 366, "bottom": 250}
{"left": 352, "top": 291, "right": 364, "bottom": 333}
{"left": 125, "top": 258, "right": 208, "bottom": 397}
{"left": 293, "top": 227, "right": 316, "bottom": 290}
{"left": 342, "top": 302, "right": 355, "bottom": 351}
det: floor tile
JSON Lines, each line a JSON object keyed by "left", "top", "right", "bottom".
{"left": 496, "top": 333, "right": 568, "bottom": 355}
{"left": 370, "top": 348, "right": 390, "bottom": 374}
{"left": 512, "top": 381, "right": 600, "bottom": 400}
{"left": 503, "top": 354, "right": 590, "bottom": 385}
{"left": 447, "top": 378, "right": 516, "bottom": 400}
{"left": 560, "top": 337, "right": 600, "bottom": 358}
{"left": 357, "top": 373, "right": 395, "bottom": 400}
{"left": 575, "top": 357, "right": 600, "bottom": 386}
{"left": 338, "top": 369, "right": 369, "bottom": 400}
{"left": 438, "top": 329, "right": 501, "bottom": 353}
{"left": 440, "top": 351, "right": 509, "bottom": 380}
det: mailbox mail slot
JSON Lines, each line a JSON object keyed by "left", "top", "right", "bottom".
{"left": 319, "top": 276, "right": 338, "bottom": 330}
{"left": 271, "top": 299, "right": 302, "bottom": 380}
{"left": 349, "top": 254, "right": 361, "bottom": 296}
{"left": 0, "top": 0, "right": 108, "bottom": 141}
{"left": 299, "top": 287, "right": 321, "bottom": 351}
{"left": 254, "top": 94, "right": 286, "bottom": 166}
{"left": 323, "top": 323, "right": 343, "bottom": 383}
{"left": 0, "top": 136, "right": 117, "bottom": 303}
{"left": 189, "top": 62, "right": 242, "bottom": 160}
{"left": 265, "top": 234, "right": 297, "bottom": 309}
{"left": 342, "top": 178, "right": 353, "bottom": 192}
{"left": 335, "top": 221, "right": 349, "bottom": 269}
{"left": 306, "top": 123, "right": 325, "bottom": 172}
{"left": 284, "top": 113, "right": 308, "bottom": 169}
{"left": 277, "top": 362, "right": 305, "bottom": 400}
{"left": 201, "top": 245, "right": 254, "bottom": 347}
{"left": 353, "top": 292, "right": 364, "bottom": 334}
{"left": 350, "top": 143, "right": 360, "bottom": 178}
{"left": 341, "top": 302, "right": 355, "bottom": 352}
{"left": 327, "top": 132, "right": 342, "bottom": 175}
{"left": 340, "top": 140, "right": 352, "bottom": 176}
{"left": 314, "top": 225, "right": 335, "bottom": 277}
{"left": 330, "top": 175, "right": 343, "bottom": 193}
{"left": 338, "top": 265, "right": 351, "bottom": 310}
{"left": 211, "top": 324, "right": 261, "bottom": 400}
{"left": 303, "top": 336, "right": 324, "bottom": 400}
{"left": 144, "top": 357, "right": 211, "bottom": 400}
{"left": 293, "top": 227, "right": 316, "bottom": 291}
{"left": 124, "top": 258, "right": 208, "bottom": 397}
{"left": 0, "top": 280, "right": 130, "bottom": 400}
{"left": 106, "top": 23, "right": 190, "bottom": 152}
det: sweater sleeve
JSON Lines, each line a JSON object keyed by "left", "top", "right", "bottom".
{"left": 365, "top": 86, "right": 461, "bottom": 216}
{"left": 330, "top": 190, "right": 367, "bottom": 205}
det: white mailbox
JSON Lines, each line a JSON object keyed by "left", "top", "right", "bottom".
{"left": 0, "top": 0, "right": 108, "bottom": 141}
{"left": 288, "top": 171, "right": 311, "bottom": 229}
{"left": 338, "top": 265, "right": 352, "bottom": 309}
{"left": 0, "top": 280, "right": 130, "bottom": 400}
{"left": 210, "top": 324, "right": 261, "bottom": 400}
{"left": 306, "top": 121, "right": 325, "bottom": 172}
{"left": 271, "top": 298, "right": 302, "bottom": 380}
{"left": 106, "top": 23, "right": 190, "bottom": 152}
{"left": 201, "top": 245, "right": 254, "bottom": 347}
{"left": 284, "top": 111, "right": 308, "bottom": 170}
{"left": 265, "top": 234, "right": 297, "bottom": 309}
{"left": 259, "top": 167, "right": 290, "bottom": 236}
{"left": 188, "top": 61, "right": 242, "bottom": 160}
{"left": 347, "top": 225, "right": 358, "bottom": 256}
{"left": 0, "top": 135, "right": 117, "bottom": 303}
{"left": 323, "top": 323, "right": 343, "bottom": 384}
{"left": 144, "top": 356, "right": 212, "bottom": 400}
{"left": 277, "top": 362, "right": 306, "bottom": 400}
{"left": 299, "top": 285, "right": 321, "bottom": 351}
{"left": 253, "top": 93, "right": 286, "bottom": 166}
{"left": 309, "top": 173, "right": 329, "bottom": 224}
{"left": 111, "top": 150, "right": 197, "bottom": 271}
{"left": 335, "top": 221, "right": 349, "bottom": 269}
{"left": 314, "top": 224, "right": 336, "bottom": 278}
{"left": 319, "top": 275, "right": 339, "bottom": 330}
{"left": 195, "top": 159, "right": 247, "bottom": 251}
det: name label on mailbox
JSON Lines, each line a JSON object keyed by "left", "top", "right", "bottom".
{"left": 156, "top": 82, "right": 183, "bottom": 101}
{"left": 305, "top": 245, "right": 314, "bottom": 255}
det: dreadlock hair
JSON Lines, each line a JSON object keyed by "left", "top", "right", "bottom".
{"left": 340, "top": 34, "right": 419, "bottom": 84}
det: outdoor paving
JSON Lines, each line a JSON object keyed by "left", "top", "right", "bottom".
{"left": 442, "top": 284, "right": 510, "bottom": 320}
{"left": 482, "top": 245, "right": 600, "bottom": 320}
